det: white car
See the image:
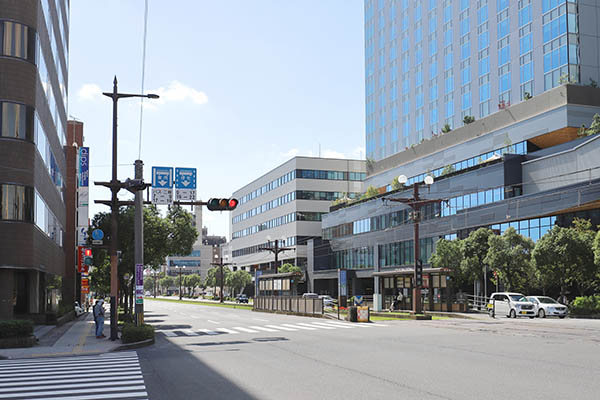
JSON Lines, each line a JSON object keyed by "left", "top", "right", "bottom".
{"left": 526, "top": 296, "right": 568, "bottom": 318}
{"left": 488, "top": 292, "right": 535, "bottom": 318}
{"left": 319, "top": 295, "right": 336, "bottom": 307}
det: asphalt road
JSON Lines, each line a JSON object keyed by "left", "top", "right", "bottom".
{"left": 138, "top": 299, "right": 600, "bottom": 400}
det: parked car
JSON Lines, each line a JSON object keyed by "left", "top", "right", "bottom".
{"left": 488, "top": 292, "right": 536, "bottom": 318}
{"left": 526, "top": 296, "right": 568, "bottom": 318}
{"left": 302, "top": 293, "right": 319, "bottom": 299}
{"left": 74, "top": 302, "right": 84, "bottom": 317}
{"left": 319, "top": 295, "right": 336, "bottom": 307}
{"left": 236, "top": 294, "right": 249, "bottom": 303}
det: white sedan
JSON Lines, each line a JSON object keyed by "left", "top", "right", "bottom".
{"left": 526, "top": 296, "right": 568, "bottom": 318}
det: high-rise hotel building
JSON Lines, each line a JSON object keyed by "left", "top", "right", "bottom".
{"left": 0, "top": 0, "right": 69, "bottom": 319}
{"left": 365, "top": 0, "right": 597, "bottom": 161}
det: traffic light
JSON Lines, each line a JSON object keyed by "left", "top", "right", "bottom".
{"left": 84, "top": 248, "right": 93, "bottom": 266}
{"left": 207, "top": 198, "right": 238, "bottom": 211}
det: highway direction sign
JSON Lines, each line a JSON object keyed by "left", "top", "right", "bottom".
{"left": 175, "top": 167, "right": 197, "bottom": 201}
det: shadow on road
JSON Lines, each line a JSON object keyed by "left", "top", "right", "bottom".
{"left": 138, "top": 334, "right": 260, "bottom": 400}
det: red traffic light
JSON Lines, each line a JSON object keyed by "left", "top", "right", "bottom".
{"left": 84, "top": 248, "right": 92, "bottom": 257}
{"left": 207, "top": 198, "right": 238, "bottom": 211}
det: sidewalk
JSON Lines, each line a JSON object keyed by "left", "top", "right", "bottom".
{"left": 0, "top": 313, "right": 123, "bottom": 359}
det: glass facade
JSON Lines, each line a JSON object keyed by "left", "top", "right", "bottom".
{"left": 365, "top": 0, "right": 582, "bottom": 161}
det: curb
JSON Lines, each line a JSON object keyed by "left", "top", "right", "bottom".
{"left": 111, "top": 337, "right": 155, "bottom": 352}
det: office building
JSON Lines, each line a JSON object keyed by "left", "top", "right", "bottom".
{"left": 0, "top": 0, "right": 69, "bottom": 319}
{"left": 230, "top": 157, "right": 366, "bottom": 276}
{"left": 365, "top": 0, "right": 597, "bottom": 160}
{"left": 312, "top": 84, "right": 600, "bottom": 310}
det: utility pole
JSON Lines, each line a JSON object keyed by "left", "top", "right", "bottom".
{"left": 382, "top": 175, "right": 444, "bottom": 315}
{"left": 211, "top": 253, "right": 232, "bottom": 303}
{"left": 134, "top": 160, "right": 144, "bottom": 326}
{"left": 177, "top": 266, "right": 185, "bottom": 300}
{"left": 96, "top": 77, "right": 158, "bottom": 341}
{"left": 258, "top": 240, "right": 295, "bottom": 274}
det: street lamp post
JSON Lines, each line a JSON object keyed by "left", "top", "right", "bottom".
{"left": 101, "top": 77, "right": 159, "bottom": 341}
{"left": 259, "top": 239, "right": 294, "bottom": 274}
{"left": 382, "top": 174, "right": 444, "bottom": 315}
{"left": 177, "top": 266, "right": 185, "bottom": 300}
{"left": 211, "top": 253, "right": 232, "bottom": 303}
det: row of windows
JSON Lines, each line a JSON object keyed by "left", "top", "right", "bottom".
{"left": 404, "top": 140, "right": 527, "bottom": 186}
{"left": 379, "top": 237, "right": 436, "bottom": 268}
{"left": 239, "top": 169, "right": 365, "bottom": 206}
{"left": 40, "top": 0, "right": 67, "bottom": 107}
{"left": 0, "top": 20, "right": 36, "bottom": 63}
{"left": 324, "top": 203, "right": 440, "bottom": 240}
{"left": 239, "top": 170, "right": 296, "bottom": 205}
{"left": 232, "top": 190, "right": 361, "bottom": 225}
{"left": 232, "top": 236, "right": 313, "bottom": 258}
{"left": 232, "top": 212, "right": 324, "bottom": 239}
{"left": 38, "top": 36, "right": 66, "bottom": 147}
{"left": 333, "top": 246, "right": 374, "bottom": 270}
{"left": 441, "top": 186, "right": 506, "bottom": 217}
{"left": 0, "top": 184, "right": 63, "bottom": 247}
{"left": 168, "top": 259, "right": 201, "bottom": 267}
{"left": 0, "top": 102, "right": 65, "bottom": 199}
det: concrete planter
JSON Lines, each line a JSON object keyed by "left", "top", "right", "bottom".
{"left": 0, "top": 335, "right": 36, "bottom": 349}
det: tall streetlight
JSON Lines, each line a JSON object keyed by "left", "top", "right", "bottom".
{"left": 176, "top": 266, "right": 186, "bottom": 300}
{"left": 382, "top": 174, "right": 444, "bottom": 315}
{"left": 101, "top": 77, "right": 158, "bottom": 341}
{"left": 259, "top": 239, "right": 294, "bottom": 274}
{"left": 211, "top": 253, "right": 232, "bottom": 303}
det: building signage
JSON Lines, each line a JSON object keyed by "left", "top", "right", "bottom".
{"left": 77, "top": 246, "right": 89, "bottom": 273}
{"left": 78, "top": 147, "right": 89, "bottom": 187}
{"left": 175, "top": 167, "right": 197, "bottom": 201}
{"left": 77, "top": 226, "right": 88, "bottom": 246}
{"left": 135, "top": 263, "right": 144, "bottom": 304}
{"left": 151, "top": 166, "right": 173, "bottom": 205}
{"left": 339, "top": 269, "right": 347, "bottom": 297}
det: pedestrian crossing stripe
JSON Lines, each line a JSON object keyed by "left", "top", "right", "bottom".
{"left": 0, "top": 351, "right": 147, "bottom": 399}
{"left": 159, "top": 321, "right": 387, "bottom": 337}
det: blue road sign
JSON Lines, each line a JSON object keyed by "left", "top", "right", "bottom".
{"left": 175, "top": 168, "right": 197, "bottom": 189}
{"left": 354, "top": 295, "right": 363, "bottom": 305}
{"left": 152, "top": 167, "right": 173, "bottom": 188}
{"left": 91, "top": 229, "right": 104, "bottom": 240}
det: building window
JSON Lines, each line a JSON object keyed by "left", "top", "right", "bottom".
{"left": 0, "top": 21, "right": 37, "bottom": 63}
{"left": 1, "top": 102, "right": 34, "bottom": 141}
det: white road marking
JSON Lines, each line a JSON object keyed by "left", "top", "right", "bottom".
{"left": 249, "top": 326, "right": 279, "bottom": 332}
{"left": 183, "top": 329, "right": 199, "bottom": 336}
{"left": 207, "top": 320, "right": 220, "bottom": 324}
{"left": 282, "top": 324, "right": 316, "bottom": 330}
{"left": 312, "top": 321, "right": 354, "bottom": 329}
{"left": 265, "top": 325, "right": 298, "bottom": 331}
{"left": 163, "top": 330, "right": 177, "bottom": 337}
{"left": 253, "top": 318, "right": 269, "bottom": 322}
{"left": 298, "top": 322, "right": 336, "bottom": 330}
{"left": 197, "top": 329, "right": 219, "bottom": 335}
{"left": 232, "top": 326, "right": 259, "bottom": 333}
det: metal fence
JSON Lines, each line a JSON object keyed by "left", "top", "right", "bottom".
{"left": 254, "top": 296, "right": 324, "bottom": 315}
{"left": 465, "top": 294, "right": 490, "bottom": 313}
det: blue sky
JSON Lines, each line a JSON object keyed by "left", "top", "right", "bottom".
{"left": 69, "top": 1, "right": 365, "bottom": 238}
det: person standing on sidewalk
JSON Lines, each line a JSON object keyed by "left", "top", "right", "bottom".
{"left": 93, "top": 300, "right": 106, "bottom": 338}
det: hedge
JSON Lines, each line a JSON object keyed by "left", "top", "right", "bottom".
{"left": 570, "top": 295, "right": 600, "bottom": 315}
{"left": 121, "top": 323, "right": 154, "bottom": 344}
{"left": 0, "top": 320, "right": 34, "bottom": 338}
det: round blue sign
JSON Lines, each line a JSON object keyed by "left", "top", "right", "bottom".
{"left": 91, "top": 229, "right": 104, "bottom": 240}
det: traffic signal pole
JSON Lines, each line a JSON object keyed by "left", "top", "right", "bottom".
{"left": 134, "top": 160, "right": 144, "bottom": 326}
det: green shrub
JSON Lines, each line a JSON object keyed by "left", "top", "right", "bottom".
{"left": 121, "top": 323, "right": 154, "bottom": 343}
{"left": 0, "top": 320, "right": 34, "bottom": 338}
{"left": 118, "top": 313, "right": 134, "bottom": 323}
{"left": 570, "top": 295, "right": 600, "bottom": 315}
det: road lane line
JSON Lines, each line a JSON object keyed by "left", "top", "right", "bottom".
{"left": 207, "top": 320, "right": 220, "bottom": 324}
{"left": 249, "top": 326, "right": 279, "bottom": 332}
{"left": 232, "top": 326, "right": 259, "bottom": 333}
{"left": 197, "top": 329, "right": 219, "bottom": 335}
{"left": 311, "top": 322, "right": 354, "bottom": 329}
{"left": 253, "top": 318, "right": 269, "bottom": 322}
{"left": 298, "top": 323, "right": 336, "bottom": 330}
{"left": 281, "top": 324, "right": 316, "bottom": 330}
{"left": 265, "top": 325, "right": 298, "bottom": 331}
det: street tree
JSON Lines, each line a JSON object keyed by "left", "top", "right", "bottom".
{"left": 159, "top": 276, "right": 174, "bottom": 294}
{"left": 533, "top": 219, "right": 597, "bottom": 298}
{"left": 461, "top": 228, "right": 494, "bottom": 287}
{"left": 184, "top": 274, "right": 202, "bottom": 296}
{"left": 279, "top": 263, "right": 302, "bottom": 274}
{"left": 143, "top": 275, "right": 155, "bottom": 293}
{"left": 205, "top": 267, "right": 232, "bottom": 297}
{"left": 226, "top": 270, "right": 252, "bottom": 296}
{"left": 484, "top": 227, "right": 534, "bottom": 292}
{"left": 429, "top": 238, "right": 465, "bottom": 286}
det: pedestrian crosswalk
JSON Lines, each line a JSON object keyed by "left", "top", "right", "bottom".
{"left": 0, "top": 351, "right": 147, "bottom": 399}
{"left": 158, "top": 320, "right": 386, "bottom": 337}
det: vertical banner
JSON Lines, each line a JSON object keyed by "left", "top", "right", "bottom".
{"left": 339, "top": 269, "right": 347, "bottom": 296}
{"left": 77, "top": 147, "right": 89, "bottom": 236}
{"left": 135, "top": 263, "right": 144, "bottom": 304}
